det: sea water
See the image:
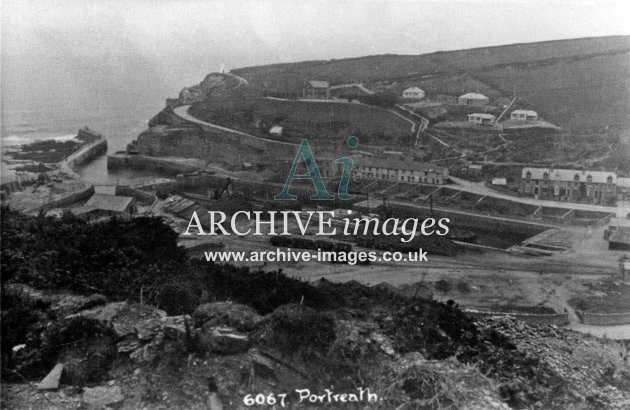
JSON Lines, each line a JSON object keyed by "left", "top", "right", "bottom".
{"left": 1, "top": 100, "right": 164, "bottom": 185}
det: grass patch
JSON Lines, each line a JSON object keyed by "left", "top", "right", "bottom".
{"left": 569, "top": 281, "right": 630, "bottom": 313}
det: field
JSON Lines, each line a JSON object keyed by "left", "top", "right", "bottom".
{"left": 189, "top": 96, "right": 413, "bottom": 145}
{"left": 477, "top": 51, "right": 630, "bottom": 131}
{"left": 569, "top": 282, "right": 630, "bottom": 314}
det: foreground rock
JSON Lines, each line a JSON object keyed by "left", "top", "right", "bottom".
{"left": 3, "top": 284, "right": 630, "bottom": 409}
{"left": 37, "top": 363, "right": 64, "bottom": 390}
{"left": 198, "top": 325, "right": 251, "bottom": 354}
{"left": 82, "top": 385, "right": 124, "bottom": 409}
{"left": 193, "top": 302, "right": 262, "bottom": 331}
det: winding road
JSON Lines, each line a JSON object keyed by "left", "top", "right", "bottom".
{"left": 174, "top": 101, "right": 629, "bottom": 218}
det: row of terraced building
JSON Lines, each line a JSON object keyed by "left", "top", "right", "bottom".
{"left": 520, "top": 167, "right": 630, "bottom": 204}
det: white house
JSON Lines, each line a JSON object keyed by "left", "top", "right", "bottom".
{"left": 510, "top": 110, "right": 538, "bottom": 121}
{"left": 467, "top": 113, "right": 496, "bottom": 125}
{"left": 269, "top": 126, "right": 283, "bottom": 136}
{"left": 458, "top": 92, "right": 490, "bottom": 106}
{"left": 402, "top": 87, "right": 426, "bottom": 100}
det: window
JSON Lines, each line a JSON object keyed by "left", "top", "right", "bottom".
{"left": 607, "top": 176, "right": 613, "bottom": 185}
{"left": 574, "top": 174, "right": 580, "bottom": 183}
{"left": 526, "top": 171, "right": 531, "bottom": 181}
{"left": 587, "top": 175, "right": 593, "bottom": 184}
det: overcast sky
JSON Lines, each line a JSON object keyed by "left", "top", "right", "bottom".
{"left": 2, "top": 0, "right": 629, "bottom": 110}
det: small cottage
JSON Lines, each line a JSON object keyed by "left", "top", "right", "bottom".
{"left": 402, "top": 87, "right": 425, "bottom": 100}
{"left": 467, "top": 113, "right": 496, "bottom": 125}
{"left": 302, "top": 80, "right": 330, "bottom": 99}
{"left": 458, "top": 92, "right": 489, "bottom": 106}
{"left": 511, "top": 110, "right": 538, "bottom": 121}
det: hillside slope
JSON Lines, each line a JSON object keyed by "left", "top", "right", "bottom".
{"left": 232, "top": 36, "right": 630, "bottom": 131}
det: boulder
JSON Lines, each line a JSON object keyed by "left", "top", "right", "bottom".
{"left": 50, "top": 292, "right": 108, "bottom": 317}
{"left": 162, "top": 315, "right": 189, "bottom": 340}
{"left": 37, "top": 363, "right": 64, "bottom": 390}
{"left": 116, "top": 336, "right": 141, "bottom": 353}
{"left": 198, "top": 325, "right": 250, "bottom": 354}
{"left": 69, "top": 302, "right": 166, "bottom": 339}
{"left": 135, "top": 317, "right": 162, "bottom": 341}
{"left": 67, "top": 302, "right": 128, "bottom": 325}
{"left": 194, "top": 302, "right": 262, "bottom": 331}
{"left": 130, "top": 332, "right": 164, "bottom": 364}
{"left": 207, "top": 392, "right": 224, "bottom": 410}
{"left": 82, "top": 385, "right": 124, "bottom": 409}
{"left": 249, "top": 350, "right": 276, "bottom": 379}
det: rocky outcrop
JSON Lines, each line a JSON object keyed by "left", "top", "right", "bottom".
{"left": 4, "top": 283, "right": 630, "bottom": 409}
{"left": 147, "top": 107, "right": 196, "bottom": 128}
{"left": 133, "top": 125, "right": 206, "bottom": 158}
{"left": 167, "top": 73, "right": 242, "bottom": 107}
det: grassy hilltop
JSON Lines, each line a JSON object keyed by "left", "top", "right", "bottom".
{"left": 232, "top": 36, "right": 630, "bottom": 131}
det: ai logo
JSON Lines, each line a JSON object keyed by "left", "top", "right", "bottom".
{"left": 274, "top": 136, "right": 359, "bottom": 200}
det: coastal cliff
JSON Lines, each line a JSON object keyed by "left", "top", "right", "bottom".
{"left": 165, "top": 72, "right": 248, "bottom": 107}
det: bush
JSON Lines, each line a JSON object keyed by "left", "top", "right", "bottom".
{"left": 198, "top": 261, "right": 332, "bottom": 314}
{"left": 1, "top": 287, "right": 46, "bottom": 379}
{"left": 156, "top": 282, "right": 200, "bottom": 315}
{"left": 435, "top": 280, "right": 452, "bottom": 293}
{"left": 256, "top": 304, "right": 336, "bottom": 359}
{"left": 156, "top": 189, "right": 170, "bottom": 200}
{"left": 1, "top": 208, "right": 187, "bottom": 303}
{"left": 41, "top": 316, "right": 116, "bottom": 385}
{"left": 356, "top": 92, "right": 399, "bottom": 108}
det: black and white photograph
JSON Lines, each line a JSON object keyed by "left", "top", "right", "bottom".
{"left": 1, "top": 1, "right": 630, "bottom": 408}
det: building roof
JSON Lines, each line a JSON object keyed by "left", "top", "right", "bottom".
{"left": 521, "top": 167, "right": 617, "bottom": 184}
{"left": 85, "top": 193, "right": 134, "bottom": 213}
{"left": 403, "top": 87, "right": 424, "bottom": 93}
{"left": 459, "top": 92, "right": 489, "bottom": 100}
{"left": 163, "top": 195, "right": 196, "bottom": 214}
{"left": 468, "top": 113, "right": 496, "bottom": 119}
{"left": 358, "top": 157, "right": 447, "bottom": 174}
{"left": 307, "top": 80, "right": 329, "bottom": 88}
{"left": 512, "top": 109, "right": 538, "bottom": 116}
{"left": 269, "top": 125, "right": 283, "bottom": 135}
{"left": 610, "top": 226, "right": 630, "bottom": 245}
